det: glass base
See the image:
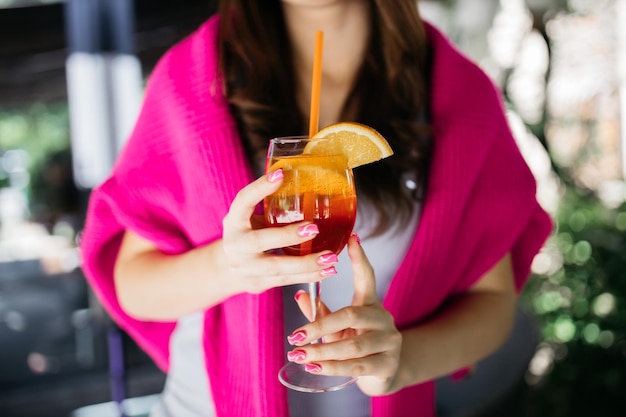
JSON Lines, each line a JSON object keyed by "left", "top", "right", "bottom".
{"left": 278, "top": 362, "right": 356, "bottom": 393}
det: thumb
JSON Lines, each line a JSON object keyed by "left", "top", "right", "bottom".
{"left": 348, "top": 233, "right": 378, "bottom": 306}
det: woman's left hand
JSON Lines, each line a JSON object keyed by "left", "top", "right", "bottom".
{"left": 287, "top": 234, "right": 404, "bottom": 396}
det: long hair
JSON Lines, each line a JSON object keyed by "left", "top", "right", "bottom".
{"left": 218, "top": 0, "right": 432, "bottom": 235}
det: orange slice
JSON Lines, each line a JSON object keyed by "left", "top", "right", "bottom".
{"left": 306, "top": 122, "right": 394, "bottom": 168}
{"left": 267, "top": 154, "right": 351, "bottom": 195}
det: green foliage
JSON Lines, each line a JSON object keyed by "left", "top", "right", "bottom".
{"left": 0, "top": 102, "right": 70, "bottom": 172}
{"left": 0, "top": 102, "right": 71, "bottom": 204}
{"left": 521, "top": 186, "right": 626, "bottom": 416}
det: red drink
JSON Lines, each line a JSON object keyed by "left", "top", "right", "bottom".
{"left": 265, "top": 194, "right": 356, "bottom": 255}
{"left": 264, "top": 152, "right": 356, "bottom": 256}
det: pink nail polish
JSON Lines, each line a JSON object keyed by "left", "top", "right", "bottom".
{"left": 297, "top": 224, "right": 319, "bottom": 238}
{"left": 351, "top": 232, "right": 361, "bottom": 245}
{"left": 317, "top": 253, "right": 338, "bottom": 266}
{"left": 320, "top": 266, "right": 337, "bottom": 277}
{"left": 287, "top": 330, "right": 307, "bottom": 346}
{"left": 305, "top": 363, "right": 322, "bottom": 373}
{"left": 268, "top": 169, "right": 284, "bottom": 183}
{"left": 294, "top": 290, "right": 306, "bottom": 301}
{"left": 287, "top": 350, "right": 307, "bottom": 362}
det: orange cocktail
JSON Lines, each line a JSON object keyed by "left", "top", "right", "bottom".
{"left": 264, "top": 144, "right": 357, "bottom": 256}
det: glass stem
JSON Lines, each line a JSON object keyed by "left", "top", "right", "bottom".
{"left": 308, "top": 281, "right": 322, "bottom": 344}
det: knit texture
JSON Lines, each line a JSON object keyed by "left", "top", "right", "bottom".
{"left": 80, "top": 15, "right": 553, "bottom": 417}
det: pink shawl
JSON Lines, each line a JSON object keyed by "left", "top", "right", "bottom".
{"left": 80, "top": 15, "right": 552, "bottom": 417}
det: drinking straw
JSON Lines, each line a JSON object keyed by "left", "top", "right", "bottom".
{"left": 302, "top": 31, "right": 323, "bottom": 258}
{"left": 306, "top": 31, "right": 324, "bottom": 322}
{"left": 308, "top": 30, "right": 324, "bottom": 137}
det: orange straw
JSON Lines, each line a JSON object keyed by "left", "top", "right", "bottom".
{"left": 302, "top": 31, "right": 323, "bottom": 257}
{"left": 308, "top": 30, "right": 324, "bottom": 137}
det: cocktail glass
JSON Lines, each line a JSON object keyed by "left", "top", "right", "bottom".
{"left": 264, "top": 136, "right": 357, "bottom": 392}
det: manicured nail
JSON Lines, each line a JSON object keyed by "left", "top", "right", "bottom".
{"left": 268, "top": 169, "right": 284, "bottom": 183}
{"left": 320, "top": 266, "right": 337, "bottom": 278}
{"left": 305, "top": 363, "right": 322, "bottom": 374}
{"left": 297, "top": 224, "right": 319, "bottom": 238}
{"left": 351, "top": 232, "right": 361, "bottom": 245}
{"left": 317, "top": 253, "right": 338, "bottom": 266}
{"left": 287, "top": 330, "right": 307, "bottom": 346}
{"left": 294, "top": 290, "right": 306, "bottom": 301}
{"left": 287, "top": 350, "right": 307, "bottom": 362}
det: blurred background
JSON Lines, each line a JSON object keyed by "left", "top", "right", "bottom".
{"left": 0, "top": 0, "right": 624, "bottom": 416}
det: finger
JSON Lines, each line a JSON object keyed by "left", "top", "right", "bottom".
{"left": 231, "top": 251, "right": 338, "bottom": 282}
{"left": 298, "top": 352, "right": 399, "bottom": 381}
{"left": 224, "top": 170, "right": 284, "bottom": 230}
{"left": 348, "top": 233, "right": 378, "bottom": 306}
{"left": 294, "top": 289, "right": 333, "bottom": 322}
{"left": 237, "top": 221, "right": 320, "bottom": 254}
{"left": 289, "top": 331, "right": 399, "bottom": 363}
{"left": 287, "top": 305, "right": 391, "bottom": 346}
{"left": 294, "top": 290, "right": 347, "bottom": 343}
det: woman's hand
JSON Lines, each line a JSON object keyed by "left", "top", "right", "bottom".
{"left": 114, "top": 168, "right": 338, "bottom": 321}
{"left": 286, "top": 234, "right": 403, "bottom": 396}
{"left": 221, "top": 169, "right": 339, "bottom": 295}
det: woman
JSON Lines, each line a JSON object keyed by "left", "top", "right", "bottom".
{"left": 80, "top": 1, "right": 552, "bottom": 416}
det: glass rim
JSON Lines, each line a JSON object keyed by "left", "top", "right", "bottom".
{"left": 269, "top": 136, "right": 327, "bottom": 144}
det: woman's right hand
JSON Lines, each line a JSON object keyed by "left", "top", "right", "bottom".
{"left": 221, "top": 168, "right": 338, "bottom": 295}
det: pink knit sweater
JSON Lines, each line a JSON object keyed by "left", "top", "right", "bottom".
{"left": 80, "top": 15, "right": 552, "bottom": 417}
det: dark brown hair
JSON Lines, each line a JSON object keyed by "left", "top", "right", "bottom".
{"left": 218, "top": 0, "right": 432, "bottom": 234}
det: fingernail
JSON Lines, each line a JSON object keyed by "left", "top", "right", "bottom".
{"left": 320, "top": 266, "right": 337, "bottom": 278}
{"left": 287, "top": 350, "right": 307, "bottom": 362}
{"left": 294, "top": 290, "right": 306, "bottom": 301}
{"left": 305, "top": 363, "right": 322, "bottom": 374}
{"left": 287, "top": 330, "right": 307, "bottom": 346}
{"left": 297, "top": 224, "right": 319, "bottom": 238}
{"left": 317, "top": 253, "right": 338, "bottom": 266}
{"left": 351, "top": 232, "right": 361, "bottom": 245}
{"left": 268, "top": 169, "right": 284, "bottom": 183}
